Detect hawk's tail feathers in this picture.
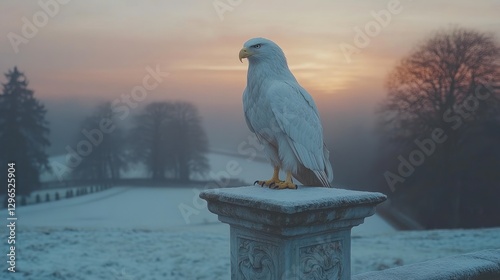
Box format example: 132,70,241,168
314,170,332,188
322,144,334,187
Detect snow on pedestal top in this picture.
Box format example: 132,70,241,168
200,186,387,214
201,186,387,236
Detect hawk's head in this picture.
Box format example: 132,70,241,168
239,37,287,65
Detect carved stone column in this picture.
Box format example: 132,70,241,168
200,186,386,280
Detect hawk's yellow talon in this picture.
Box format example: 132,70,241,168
271,181,297,190
254,168,297,190
254,167,281,187
254,178,281,187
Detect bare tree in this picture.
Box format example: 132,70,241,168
379,27,500,228
72,102,127,181
130,102,174,180
167,102,209,182
130,101,209,182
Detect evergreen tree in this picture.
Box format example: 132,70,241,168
0,67,50,196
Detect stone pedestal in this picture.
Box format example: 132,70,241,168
200,186,386,280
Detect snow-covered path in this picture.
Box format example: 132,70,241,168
11,187,217,229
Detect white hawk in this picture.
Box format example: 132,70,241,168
239,37,333,189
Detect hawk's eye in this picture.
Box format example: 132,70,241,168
252,44,261,49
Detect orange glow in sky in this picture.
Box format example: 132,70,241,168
1,1,499,151
2,1,498,100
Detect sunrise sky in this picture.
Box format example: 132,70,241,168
1,0,499,154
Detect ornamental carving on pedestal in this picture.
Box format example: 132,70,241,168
299,241,343,280
237,237,278,280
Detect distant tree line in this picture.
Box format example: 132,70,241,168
0,66,209,199
71,101,209,183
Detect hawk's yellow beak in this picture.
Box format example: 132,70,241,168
239,47,252,63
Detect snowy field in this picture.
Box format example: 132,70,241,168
2,153,499,279
1,186,499,280
43,152,273,184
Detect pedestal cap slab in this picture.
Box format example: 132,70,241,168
201,186,386,236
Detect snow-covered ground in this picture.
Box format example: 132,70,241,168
5,225,499,280
2,153,498,279
43,151,273,184
1,186,499,280
5,186,393,233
